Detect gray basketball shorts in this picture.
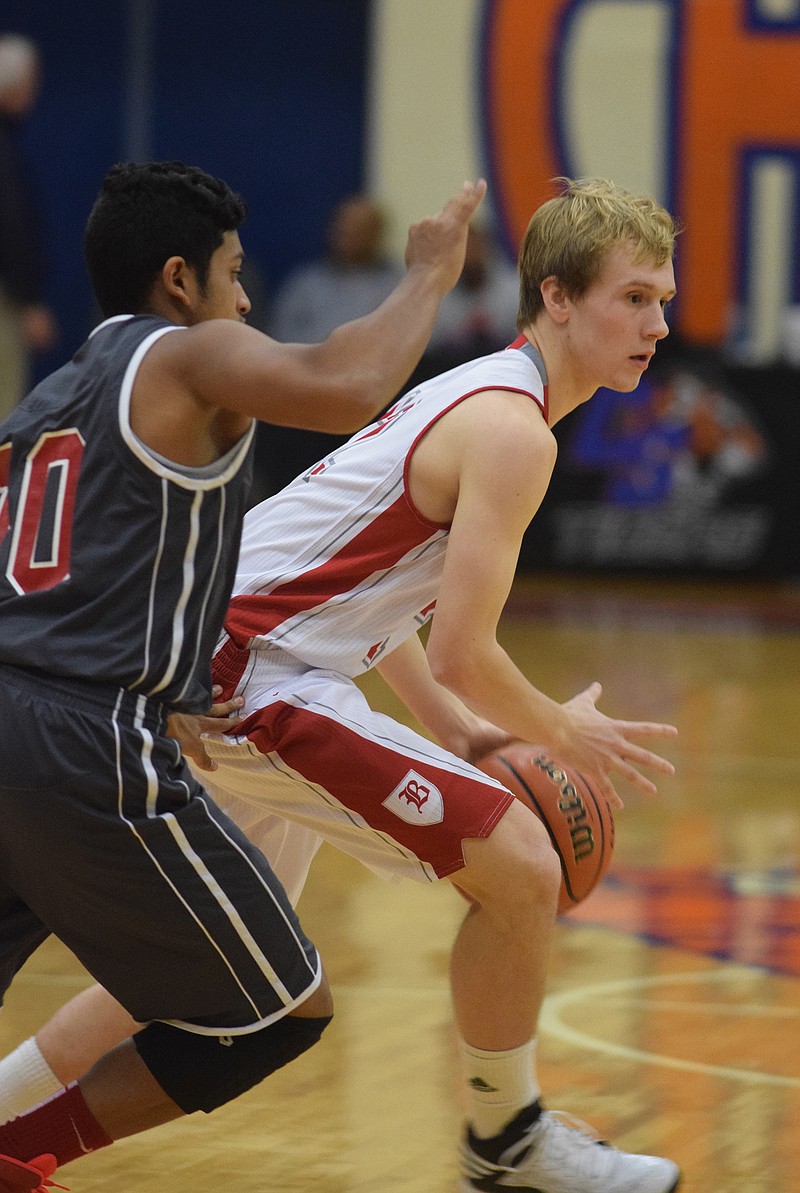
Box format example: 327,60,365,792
0,664,321,1034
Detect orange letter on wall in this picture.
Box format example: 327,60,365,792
482,0,571,254
678,0,800,343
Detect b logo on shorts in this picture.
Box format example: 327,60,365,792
383,769,444,826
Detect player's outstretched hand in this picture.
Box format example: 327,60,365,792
167,687,244,772
559,682,677,809
404,179,488,294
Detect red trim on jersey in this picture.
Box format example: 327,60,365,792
402,381,547,522
224,493,439,646
237,700,515,878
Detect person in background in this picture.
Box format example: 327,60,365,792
253,194,405,499
269,193,403,344
0,33,58,418
422,220,520,368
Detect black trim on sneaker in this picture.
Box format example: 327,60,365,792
467,1099,543,1165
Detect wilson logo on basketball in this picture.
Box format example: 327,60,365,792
533,755,595,861
475,742,614,914
382,769,444,826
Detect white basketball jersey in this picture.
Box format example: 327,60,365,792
222,338,547,677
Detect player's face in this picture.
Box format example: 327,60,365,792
196,231,251,323
567,240,675,394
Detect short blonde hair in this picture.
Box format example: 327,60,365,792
517,177,678,328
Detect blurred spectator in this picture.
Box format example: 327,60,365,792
253,195,403,502
269,193,402,342
415,221,519,379
0,34,58,419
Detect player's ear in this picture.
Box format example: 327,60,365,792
161,256,192,305
540,276,571,324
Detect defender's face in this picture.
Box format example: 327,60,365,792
196,230,251,323
567,241,676,394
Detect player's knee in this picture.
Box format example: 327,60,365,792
459,802,561,910
133,1008,333,1114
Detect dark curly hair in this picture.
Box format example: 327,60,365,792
84,160,247,316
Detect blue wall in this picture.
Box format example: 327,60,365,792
3,0,370,380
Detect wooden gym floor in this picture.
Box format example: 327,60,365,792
1,573,798,1193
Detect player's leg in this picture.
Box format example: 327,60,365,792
0,985,138,1124
0,811,323,1125
38,985,139,1084
448,810,680,1192
216,672,680,1193
0,896,332,1178
0,674,333,1186
73,975,334,1140
205,674,558,1128
0,986,334,1186
447,801,559,1121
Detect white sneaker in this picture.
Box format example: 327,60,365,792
460,1110,680,1193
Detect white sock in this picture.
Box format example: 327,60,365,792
0,1037,63,1123
461,1039,541,1139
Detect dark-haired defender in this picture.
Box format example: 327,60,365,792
0,159,484,1191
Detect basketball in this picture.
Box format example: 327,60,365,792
476,742,615,914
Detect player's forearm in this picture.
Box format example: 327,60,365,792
305,264,452,423
376,636,480,746
428,638,571,755
204,267,451,435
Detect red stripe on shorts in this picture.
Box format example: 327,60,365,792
237,700,514,879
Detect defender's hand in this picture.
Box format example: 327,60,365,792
404,180,488,294
167,687,244,772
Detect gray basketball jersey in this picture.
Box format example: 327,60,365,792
0,315,254,711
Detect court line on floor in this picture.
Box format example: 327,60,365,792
12,965,799,1092
624,998,800,1018
539,968,800,1088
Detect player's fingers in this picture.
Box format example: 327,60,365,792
194,714,242,734
596,772,624,811
615,760,660,799
620,720,678,739
438,178,487,223
207,695,244,719
459,177,487,217
615,740,676,775
184,740,217,772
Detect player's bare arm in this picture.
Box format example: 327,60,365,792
375,634,511,762
196,180,488,428
131,180,487,465
418,393,676,807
